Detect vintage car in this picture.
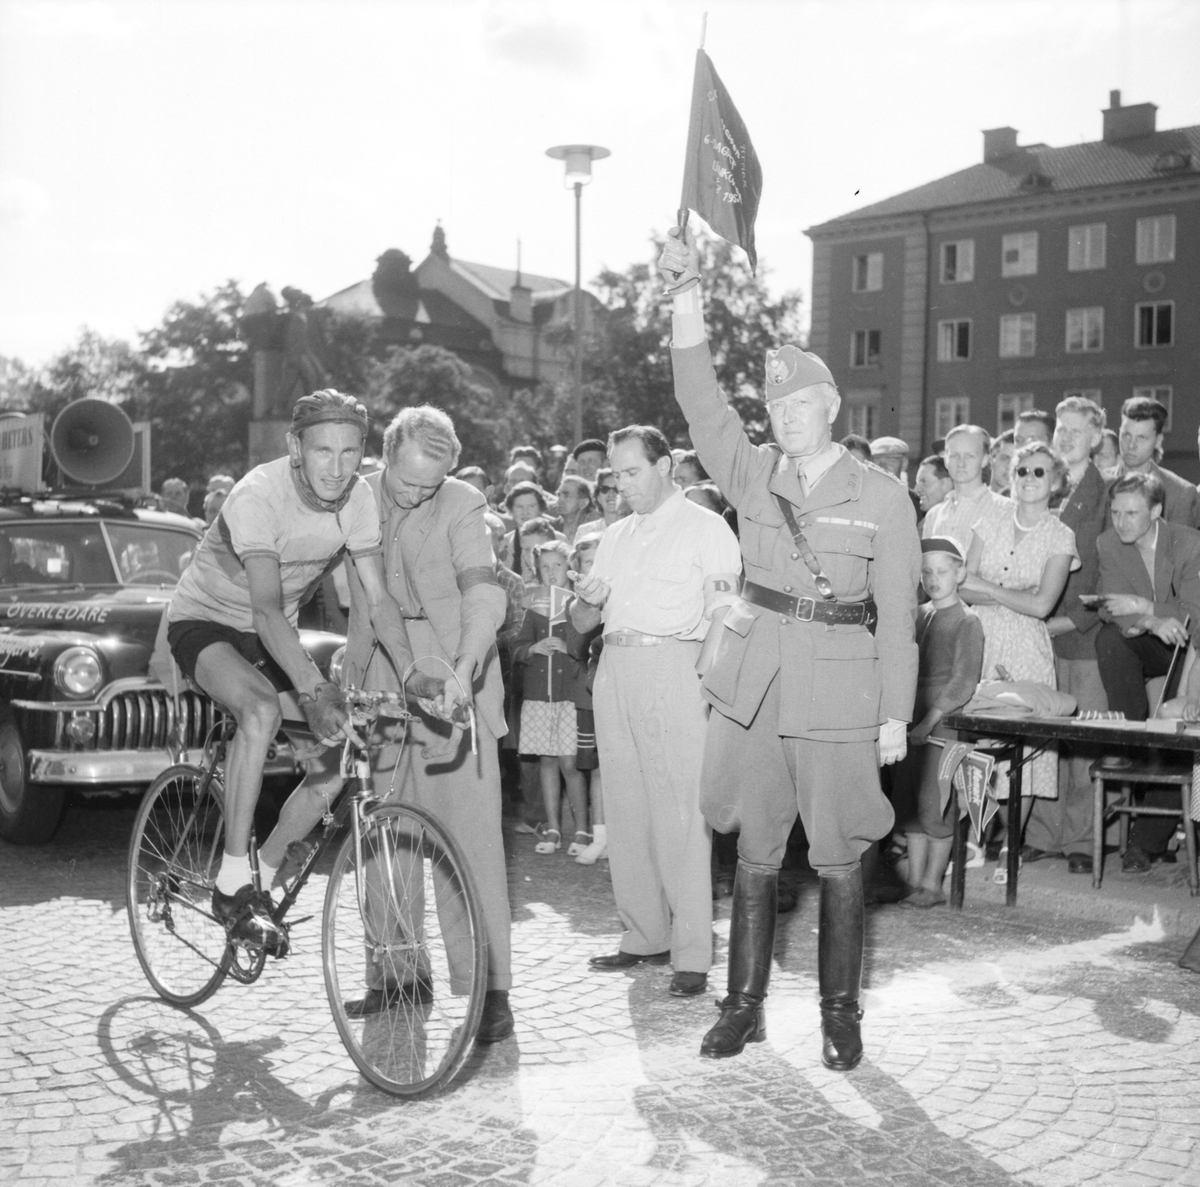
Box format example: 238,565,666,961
0,493,342,844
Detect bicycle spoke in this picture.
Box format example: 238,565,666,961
127,766,232,1006
323,804,487,1097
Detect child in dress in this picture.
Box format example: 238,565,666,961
513,541,593,855
901,537,985,907
569,532,607,863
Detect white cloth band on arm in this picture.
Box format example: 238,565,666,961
671,285,706,349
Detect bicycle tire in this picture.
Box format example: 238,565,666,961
323,801,488,1098
127,763,232,1007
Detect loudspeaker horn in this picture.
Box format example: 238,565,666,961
50,398,136,487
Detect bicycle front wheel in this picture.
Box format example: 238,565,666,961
127,764,231,1007
323,802,487,1098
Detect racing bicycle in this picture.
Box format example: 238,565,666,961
125,687,487,1098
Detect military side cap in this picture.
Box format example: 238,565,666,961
762,345,834,400
869,435,910,458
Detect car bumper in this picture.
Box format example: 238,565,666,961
27,746,301,787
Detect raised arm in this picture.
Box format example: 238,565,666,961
660,227,772,509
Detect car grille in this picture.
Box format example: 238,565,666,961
56,689,225,752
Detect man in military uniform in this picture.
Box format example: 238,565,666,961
658,228,920,1070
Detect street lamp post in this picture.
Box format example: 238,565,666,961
546,144,609,447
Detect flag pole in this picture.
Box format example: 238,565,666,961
674,13,708,238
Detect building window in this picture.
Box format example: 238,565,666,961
843,397,878,440
936,319,972,361
1001,231,1038,277
1135,301,1174,348
1132,385,1173,431
1065,307,1104,353
940,240,975,283
999,313,1036,358
997,393,1034,434
850,329,881,368
1136,214,1176,264
1063,388,1102,403
1068,223,1107,271
852,253,883,292
934,397,970,440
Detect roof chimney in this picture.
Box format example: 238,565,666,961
1103,90,1157,142
983,127,1019,162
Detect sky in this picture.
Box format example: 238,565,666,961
2,0,1199,366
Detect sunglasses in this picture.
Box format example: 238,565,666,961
597,485,618,494
1014,465,1049,479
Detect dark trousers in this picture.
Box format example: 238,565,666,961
1094,624,1175,721
1094,623,1180,855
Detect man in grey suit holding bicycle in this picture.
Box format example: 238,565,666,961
342,405,514,1043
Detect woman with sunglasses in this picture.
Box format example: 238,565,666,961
575,467,628,540
961,440,1080,880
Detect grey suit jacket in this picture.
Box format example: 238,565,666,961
1097,519,1200,642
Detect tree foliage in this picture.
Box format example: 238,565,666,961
583,233,803,446
135,280,253,485
362,344,505,472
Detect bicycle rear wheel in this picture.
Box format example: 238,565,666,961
323,802,487,1098
127,764,232,1007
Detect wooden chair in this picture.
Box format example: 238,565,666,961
1090,758,1198,894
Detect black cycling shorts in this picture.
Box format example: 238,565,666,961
167,618,292,692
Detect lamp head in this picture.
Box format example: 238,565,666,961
546,143,610,188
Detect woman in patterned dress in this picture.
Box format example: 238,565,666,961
962,441,1080,878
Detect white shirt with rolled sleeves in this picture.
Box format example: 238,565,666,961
590,488,742,638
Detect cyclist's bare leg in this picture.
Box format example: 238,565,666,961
192,642,282,861
258,742,343,877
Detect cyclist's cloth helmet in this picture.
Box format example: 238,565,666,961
291,389,369,436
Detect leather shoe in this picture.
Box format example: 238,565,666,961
476,990,514,1043
669,971,708,997
1067,853,1093,875
589,949,670,969
821,1005,864,1071
700,994,765,1058
212,884,283,951
342,975,434,1018
1122,845,1152,874
1020,846,1055,863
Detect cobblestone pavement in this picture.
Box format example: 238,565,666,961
3,798,1200,1187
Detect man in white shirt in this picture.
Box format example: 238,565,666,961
572,425,741,999
922,424,1012,550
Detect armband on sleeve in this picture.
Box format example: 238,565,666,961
456,565,499,593
704,573,741,620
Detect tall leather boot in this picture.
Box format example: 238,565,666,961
818,865,865,1071
700,861,776,1059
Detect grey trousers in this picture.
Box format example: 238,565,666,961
594,640,713,973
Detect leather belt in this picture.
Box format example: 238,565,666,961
603,631,682,647
741,580,877,632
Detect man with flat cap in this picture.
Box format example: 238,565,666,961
657,228,920,1070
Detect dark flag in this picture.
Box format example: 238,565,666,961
679,49,763,272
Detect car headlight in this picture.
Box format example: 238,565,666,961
53,646,104,698
327,644,346,687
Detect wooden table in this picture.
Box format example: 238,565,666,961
943,712,1200,907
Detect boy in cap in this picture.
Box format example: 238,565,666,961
900,537,984,907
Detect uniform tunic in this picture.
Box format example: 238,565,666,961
671,342,921,871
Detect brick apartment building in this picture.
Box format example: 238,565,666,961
806,92,1200,478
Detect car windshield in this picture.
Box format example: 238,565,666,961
0,520,198,588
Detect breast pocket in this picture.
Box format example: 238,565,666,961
649,561,697,618
805,524,875,599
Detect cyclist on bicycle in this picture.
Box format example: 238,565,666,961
167,390,457,948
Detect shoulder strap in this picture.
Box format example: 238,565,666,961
773,493,837,602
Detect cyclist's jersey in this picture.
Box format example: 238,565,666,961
169,456,382,632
